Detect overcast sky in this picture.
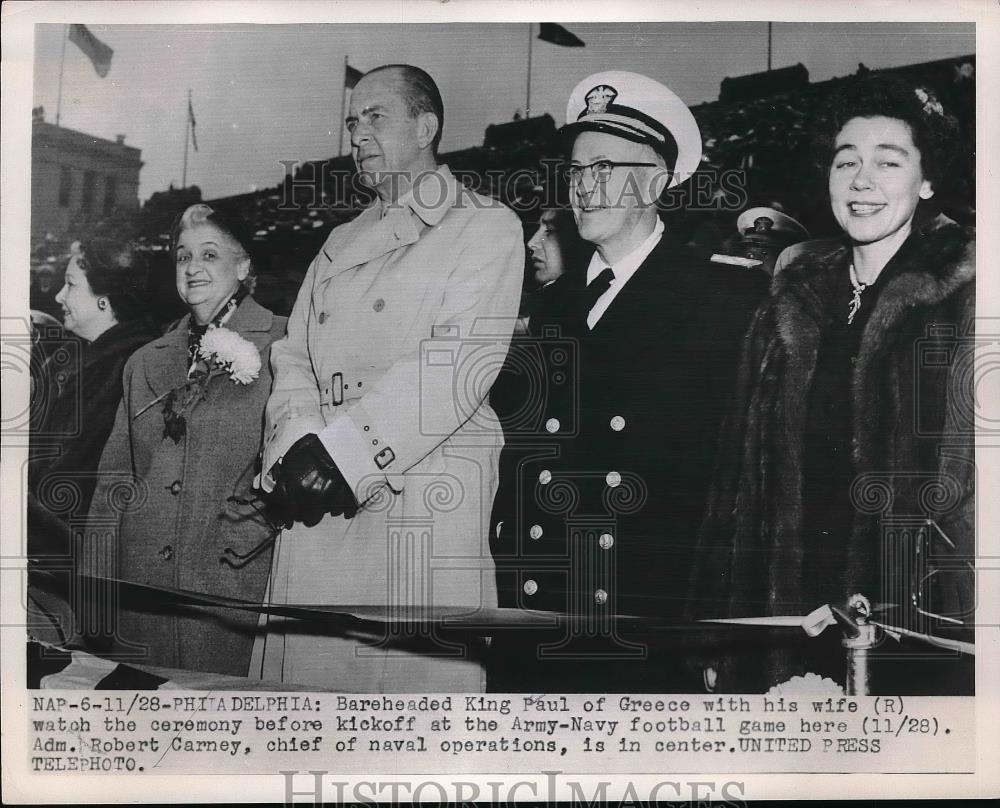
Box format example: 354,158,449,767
32,21,975,201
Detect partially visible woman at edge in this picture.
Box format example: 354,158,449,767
29,240,157,517
84,204,287,675
690,76,974,695
28,239,157,644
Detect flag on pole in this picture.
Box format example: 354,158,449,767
345,62,363,90
188,96,198,152
68,24,113,77
537,23,585,47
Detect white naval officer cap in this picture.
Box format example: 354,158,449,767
562,70,702,189
736,206,809,242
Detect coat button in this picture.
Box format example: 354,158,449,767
158,545,174,561
373,298,386,312
610,415,626,432
606,471,621,488
545,417,560,433
169,480,182,495
594,589,608,605
318,311,327,324
529,524,544,540
523,579,538,596
598,532,614,550
538,469,552,485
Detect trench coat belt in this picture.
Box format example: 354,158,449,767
319,370,377,408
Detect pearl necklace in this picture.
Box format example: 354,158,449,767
848,263,868,325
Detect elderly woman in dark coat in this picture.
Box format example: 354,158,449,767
28,239,158,642
84,204,287,676
690,76,975,694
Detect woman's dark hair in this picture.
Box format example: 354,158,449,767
75,238,151,322
546,206,591,271
811,74,964,199
170,203,257,292
524,172,592,276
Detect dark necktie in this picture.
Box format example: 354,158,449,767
583,267,615,315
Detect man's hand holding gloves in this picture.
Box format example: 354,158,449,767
269,433,359,526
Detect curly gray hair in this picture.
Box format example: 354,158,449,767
171,203,257,294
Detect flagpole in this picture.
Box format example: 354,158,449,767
338,56,348,157
56,25,68,126
767,22,773,71
526,23,533,119
183,90,191,188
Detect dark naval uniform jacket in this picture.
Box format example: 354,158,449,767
489,225,767,691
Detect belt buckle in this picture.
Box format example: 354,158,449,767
331,372,344,406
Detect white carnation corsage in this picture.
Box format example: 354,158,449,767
198,327,261,384
135,327,263,442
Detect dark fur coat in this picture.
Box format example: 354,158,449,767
690,216,975,691
29,318,159,552
28,318,158,647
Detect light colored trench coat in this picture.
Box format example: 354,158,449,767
252,166,524,690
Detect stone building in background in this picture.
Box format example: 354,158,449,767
31,111,142,247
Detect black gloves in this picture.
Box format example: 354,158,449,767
270,433,359,526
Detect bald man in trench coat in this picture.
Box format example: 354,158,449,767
252,65,523,692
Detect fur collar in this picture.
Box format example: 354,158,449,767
83,317,158,367
771,217,975,353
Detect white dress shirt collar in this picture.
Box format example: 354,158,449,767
585,216,665,328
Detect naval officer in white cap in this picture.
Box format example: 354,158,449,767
710,206,810,276
490,71,768,692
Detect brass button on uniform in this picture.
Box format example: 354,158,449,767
158,545,174,561
606,471,621,488
169,480,182,495
594,589,608,605
529,524,544,540
545,417,560,434
610,415,626,432
538,469,552,485
318,311,327,324
598,532,615,550
523,579,538,596
373,298,386,312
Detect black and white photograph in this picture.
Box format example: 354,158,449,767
2,0,997,802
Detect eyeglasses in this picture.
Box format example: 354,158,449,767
564,160,659,184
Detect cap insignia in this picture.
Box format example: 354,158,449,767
584,85,618,115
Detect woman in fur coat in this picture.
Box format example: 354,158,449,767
29,240,157,526
28,239,157,644
690,76,975,694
